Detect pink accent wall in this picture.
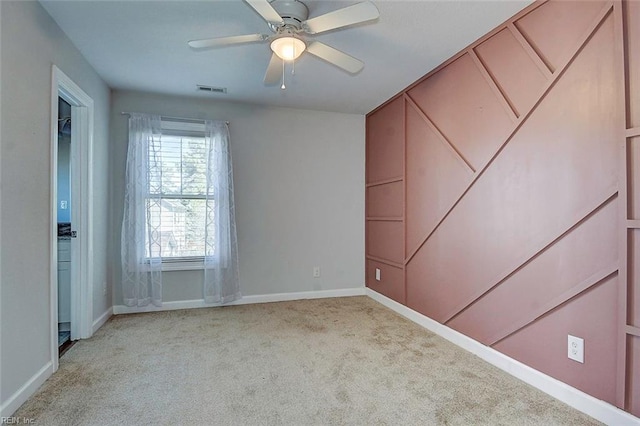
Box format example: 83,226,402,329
366,95,405,303
630,336,640,416
366,96,404,183
628,1,640,128
366,221,403,264
366,259,404,304
493,275,619,403
407,53,512,171
624,0,640,416
405,101,472,254
513,0,606,72
448,198,618,346
630,228,640,328
367,182,403,218
474,29,547,117
366,0,640,416
629,138,640,220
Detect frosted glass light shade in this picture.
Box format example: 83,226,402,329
270,37,306,61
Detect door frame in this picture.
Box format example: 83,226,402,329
50,65,94,372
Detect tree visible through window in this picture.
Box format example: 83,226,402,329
146,121,211,261
122,113,240,306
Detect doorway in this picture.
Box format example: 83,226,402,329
57,97,73,354
50,66,95,372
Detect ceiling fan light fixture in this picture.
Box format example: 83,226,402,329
270,36,306,61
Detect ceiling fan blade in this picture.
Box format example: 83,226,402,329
306,41,364,74
302,1,379,35
244,0,284,26
188,34,268,50
264,53,282,85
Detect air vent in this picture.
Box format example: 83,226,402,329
197,85,227,94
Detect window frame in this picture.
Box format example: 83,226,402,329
144,119,210,271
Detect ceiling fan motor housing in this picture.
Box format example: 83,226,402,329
270,0,309,30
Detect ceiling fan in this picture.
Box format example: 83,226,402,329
188,0,380,87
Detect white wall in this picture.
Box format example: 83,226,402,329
111,91,365,305
0,0,110,413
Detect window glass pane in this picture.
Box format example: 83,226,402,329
181,139,207,195
145,198,208,258
144,120,213,260
160,136,183,194
151,135,207,196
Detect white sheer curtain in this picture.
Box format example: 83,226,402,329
122,114,240,307
203,121,241,304
121,113,163,307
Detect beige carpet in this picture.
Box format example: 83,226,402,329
15,296,600,425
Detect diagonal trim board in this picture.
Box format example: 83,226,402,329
488,266,618,346
506,22,553,79
366,288,640,426
440,188,618,324
468,48,519,121
404,94,475,174
366,0,633,417
403,2,614,267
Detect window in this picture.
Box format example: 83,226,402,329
146,120,210,269
122,113,240,306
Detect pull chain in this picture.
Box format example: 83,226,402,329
281,39,298,90
281,59,286,90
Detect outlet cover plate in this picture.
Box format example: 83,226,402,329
567,335,584,363
375,268,381,281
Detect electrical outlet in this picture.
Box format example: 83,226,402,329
375,268,381,281
313,266,320,278
567,335,584,363
103,281,107,296
60,200,68,209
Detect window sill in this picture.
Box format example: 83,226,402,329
161,261,204,272
139,259,205,272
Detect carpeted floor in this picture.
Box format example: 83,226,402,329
15,296,600,425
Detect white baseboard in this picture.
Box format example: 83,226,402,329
113,287,366,315
239,287,366,304
92,307,113,334
365,288,640,426
0,362,52,418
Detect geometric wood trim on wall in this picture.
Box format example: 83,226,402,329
366,0,640,416
365,96,405,303
513,0,608,73
366,96,404,184
493,273,619,403
447,196,619,347
630,335,640,416
407,53,513,172
474,28,548,118
623,0,640,415
627,0,640,129
404,98,473,255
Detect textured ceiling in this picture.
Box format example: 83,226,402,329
40,0,532,114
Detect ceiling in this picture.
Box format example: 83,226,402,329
40,0,532,115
